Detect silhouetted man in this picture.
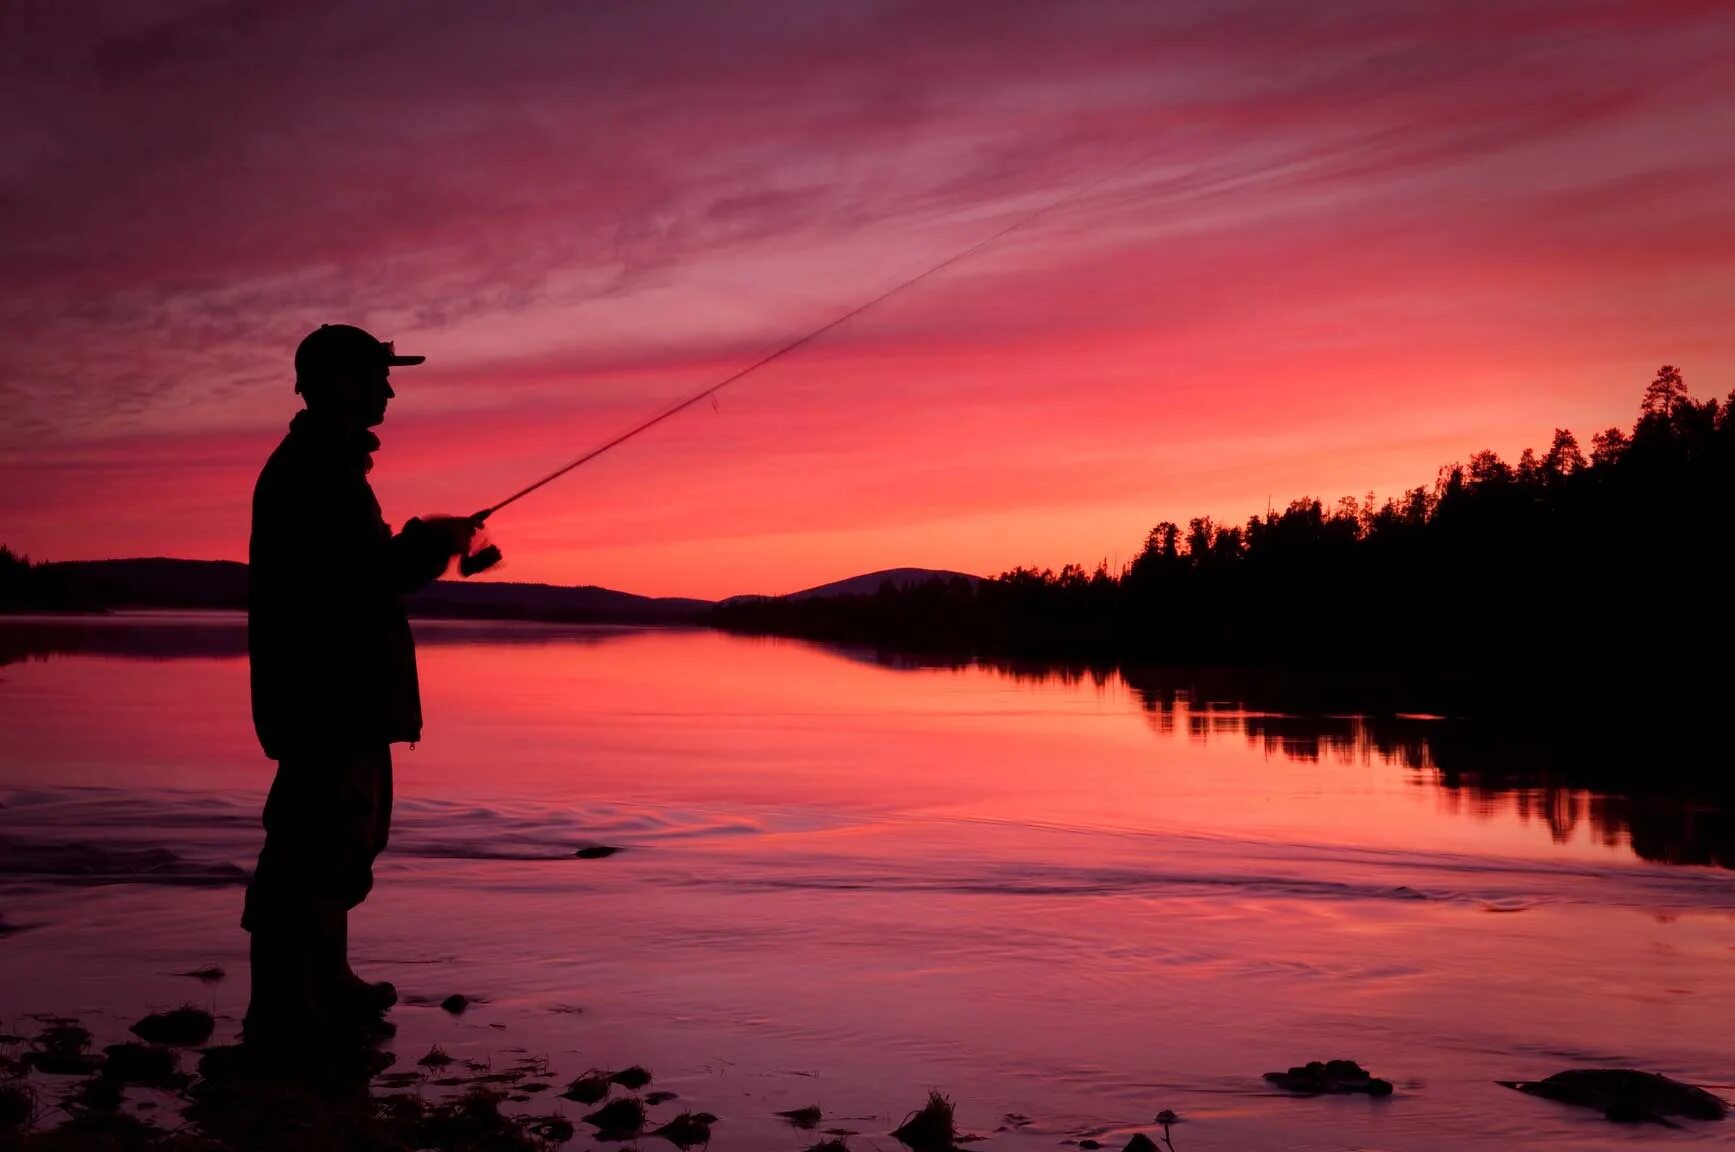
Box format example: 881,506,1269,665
242,324,474,1053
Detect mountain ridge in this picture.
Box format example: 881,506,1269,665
727,566,982,604
36,558,708,624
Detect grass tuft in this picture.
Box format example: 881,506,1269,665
561,1070,611,1104
651,1110,714,1148
892,1090,957,1151
778,1104,823,1129
584,1095,647,1138
610,1065,652,1089
129,1006,214,1047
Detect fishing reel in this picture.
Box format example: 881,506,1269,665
460,512,503,577
418,513,503,577
460,535,503,577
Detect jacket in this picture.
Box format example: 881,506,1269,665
248,410,449,759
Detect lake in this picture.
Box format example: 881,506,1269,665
0,613,1730,1150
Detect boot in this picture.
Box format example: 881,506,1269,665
243,926,340,1058
239,931,392,1087
319,908,397,1019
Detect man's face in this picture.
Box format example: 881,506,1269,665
321,366,395,428
360,367,394,428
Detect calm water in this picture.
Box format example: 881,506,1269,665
0,613,1730,1150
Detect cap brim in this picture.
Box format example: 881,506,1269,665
386,354,426,366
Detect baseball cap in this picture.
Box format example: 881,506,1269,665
294,323,426,392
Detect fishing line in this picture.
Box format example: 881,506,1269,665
474,151,1153,524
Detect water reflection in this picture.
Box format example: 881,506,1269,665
3,615,1730,871
0,613,252,664
1432,785,1734,870
1121,665,1735,871
0,613,651,666
862,653,1735,871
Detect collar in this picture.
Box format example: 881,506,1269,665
289,409,381,470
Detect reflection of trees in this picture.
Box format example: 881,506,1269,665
1115,664,1734,872
1430,774,1735,871
1124,667,1439,770
0,617,251,665
837,654,1734,870
797,644,1732,869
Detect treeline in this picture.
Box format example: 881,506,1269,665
0,546,82,611
0,552,251,613
713,366,1734,715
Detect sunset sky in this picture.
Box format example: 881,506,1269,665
3,1,1733,598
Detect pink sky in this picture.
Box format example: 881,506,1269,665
3,1,1733,597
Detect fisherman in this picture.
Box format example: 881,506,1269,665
242,324,479,1053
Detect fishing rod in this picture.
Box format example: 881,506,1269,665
457,155,1148,575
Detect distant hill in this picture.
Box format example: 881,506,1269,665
724,567,982,604
48,558,248,609
410,579,708,624
15,556,979,623
38,558,710,624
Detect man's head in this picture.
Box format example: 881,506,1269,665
293,324,425,429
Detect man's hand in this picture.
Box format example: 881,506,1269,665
417,515,478,558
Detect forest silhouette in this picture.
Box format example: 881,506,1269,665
715,366,1733,730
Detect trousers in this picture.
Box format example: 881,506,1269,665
242,746,393,934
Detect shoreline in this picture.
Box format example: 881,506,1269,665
4,998,1727,1150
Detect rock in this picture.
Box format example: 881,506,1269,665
1499,1069,1728,1125
1123,1135,1160,1152
129,1007,215,1047
33,1021,92,1054
0,1083,33,1129
100,1043,181,1086
25,1021,101,1075
584,1095,647,1137
23,1049,103,1076
69,1076,125,1113
652,1110,715,1148
440,994,469,1015
778,1105,823,1129
611,1065,653,1089
1264,1059,1393,1097
402,1087,542,1149
561,1072,611,1104
574,845,622,859
527,1114,576,1142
